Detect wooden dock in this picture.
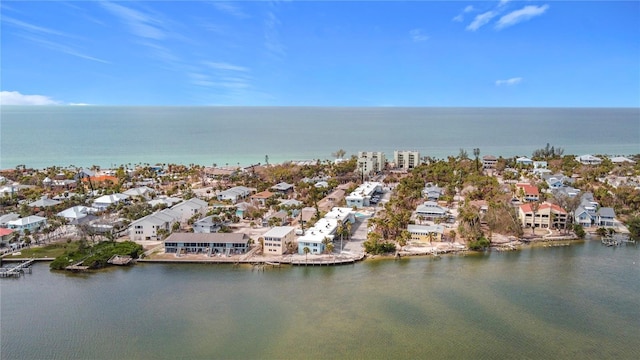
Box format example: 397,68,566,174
0,259,35,278
107,255,133,266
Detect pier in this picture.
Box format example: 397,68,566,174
0,259,35,278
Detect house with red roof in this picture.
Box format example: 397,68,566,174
515,183,540,202
518,202,568,230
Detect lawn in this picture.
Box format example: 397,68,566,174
6,242,79,259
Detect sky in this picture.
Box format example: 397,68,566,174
1,0,638,107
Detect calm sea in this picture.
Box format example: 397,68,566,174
1,240,639,359
1,106,638,169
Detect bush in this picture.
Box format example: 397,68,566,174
468,237,490,251
573,224,586,239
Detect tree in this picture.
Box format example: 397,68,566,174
303,246,310,264
530,202,540,234
627,216,640,239
473,148,480,173
332,149,346,159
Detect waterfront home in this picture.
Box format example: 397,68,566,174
164,232,250,256
128,208,181,241
609,156,636,164
250,190,275,207
574,206,594,227
394,150,421,170
415,201,449,220
6,215,48,234
92,193,129,211
518,202,568,229
482,155,497,170
217,186,252,203
296,208,352,254
576,154,602,165
270,182,294,195
346,182,382,208
262,226,296,255
596,207,617,227
515,183,540,202
171,197,208,223
299,207,317,226
325,207,356,225
407,224,444,243
192,215,224,233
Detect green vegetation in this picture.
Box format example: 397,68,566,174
467,237,490,251
50,240,143,270
573,224,586,239
8,242,79,259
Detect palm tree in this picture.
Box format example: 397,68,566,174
303,246,310,264
530,202,540,234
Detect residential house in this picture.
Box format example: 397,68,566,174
28,196,61,209
193,215,225,233
234,202,253,219
164,232,250,256
345,182,382,208
217,186,252,203
262,226,296,255
415,201,449,220
515,183,540,202
407,224,444,243
610,156,636,164
516,157,534,166
576,154,602,165
262,211,289,227
0,228,14,242
299,207,317,227
123,186,156,200
251,190,275,207
574,206,594,227
6,216,48,234
128,208,181,241
296,207,355,255
147,196,182,208
0,213,20,227
171,197,208,223
482,155,497,170
270,182,294,195
518,202,568,229
92,193,129,211
422,183,444,201
394,150,421,170
596,207,617,227
57,206,98,225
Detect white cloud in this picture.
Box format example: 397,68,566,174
100,1,165,40
498,0,511,7
464,5,475,13
409,28,429,42
213,2,249,19
466,10,498,31
496,5,549,30
264,5,285,59
453,5,475,22
495,77,523,86
204,62,249,72
0,91,61,105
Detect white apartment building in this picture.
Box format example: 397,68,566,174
357,151,386,176
262,226,296,255
394,150,421,170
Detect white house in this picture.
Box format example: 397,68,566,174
57,206,98,224
123,186,156,199
516,157,534,166
6,216,47,234
128,208,181,241
217,186,252,203
92,193,129,210
171,197,208,223
345,182,382,208
193,215,225,233
576,154,602,165
415,201,449,220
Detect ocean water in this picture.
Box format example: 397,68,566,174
1,106,638,169
1,241,639,359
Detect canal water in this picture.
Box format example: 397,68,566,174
1,240,639,359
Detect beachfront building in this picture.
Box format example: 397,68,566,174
482,155,497,170
394,150,421,170
407,224,444,243
262,226,296,255
357,151,386,176
297,207,356,255
6,216,47,234
171,197,208,223
164,232,249,256
92,193,129,211
217,186,253,203
596,207,617,227
128,208,181,241
415,201,449,220
345,182,382,208
516,157,534,166
518,202,568,229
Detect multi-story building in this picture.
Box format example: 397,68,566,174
518,202,568,229
262,226,296,255
345,182,382,208
394,150,421,170
357,151,386,176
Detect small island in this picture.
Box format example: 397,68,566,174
1,144,639,273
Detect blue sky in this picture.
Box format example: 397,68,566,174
1,1,638,106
